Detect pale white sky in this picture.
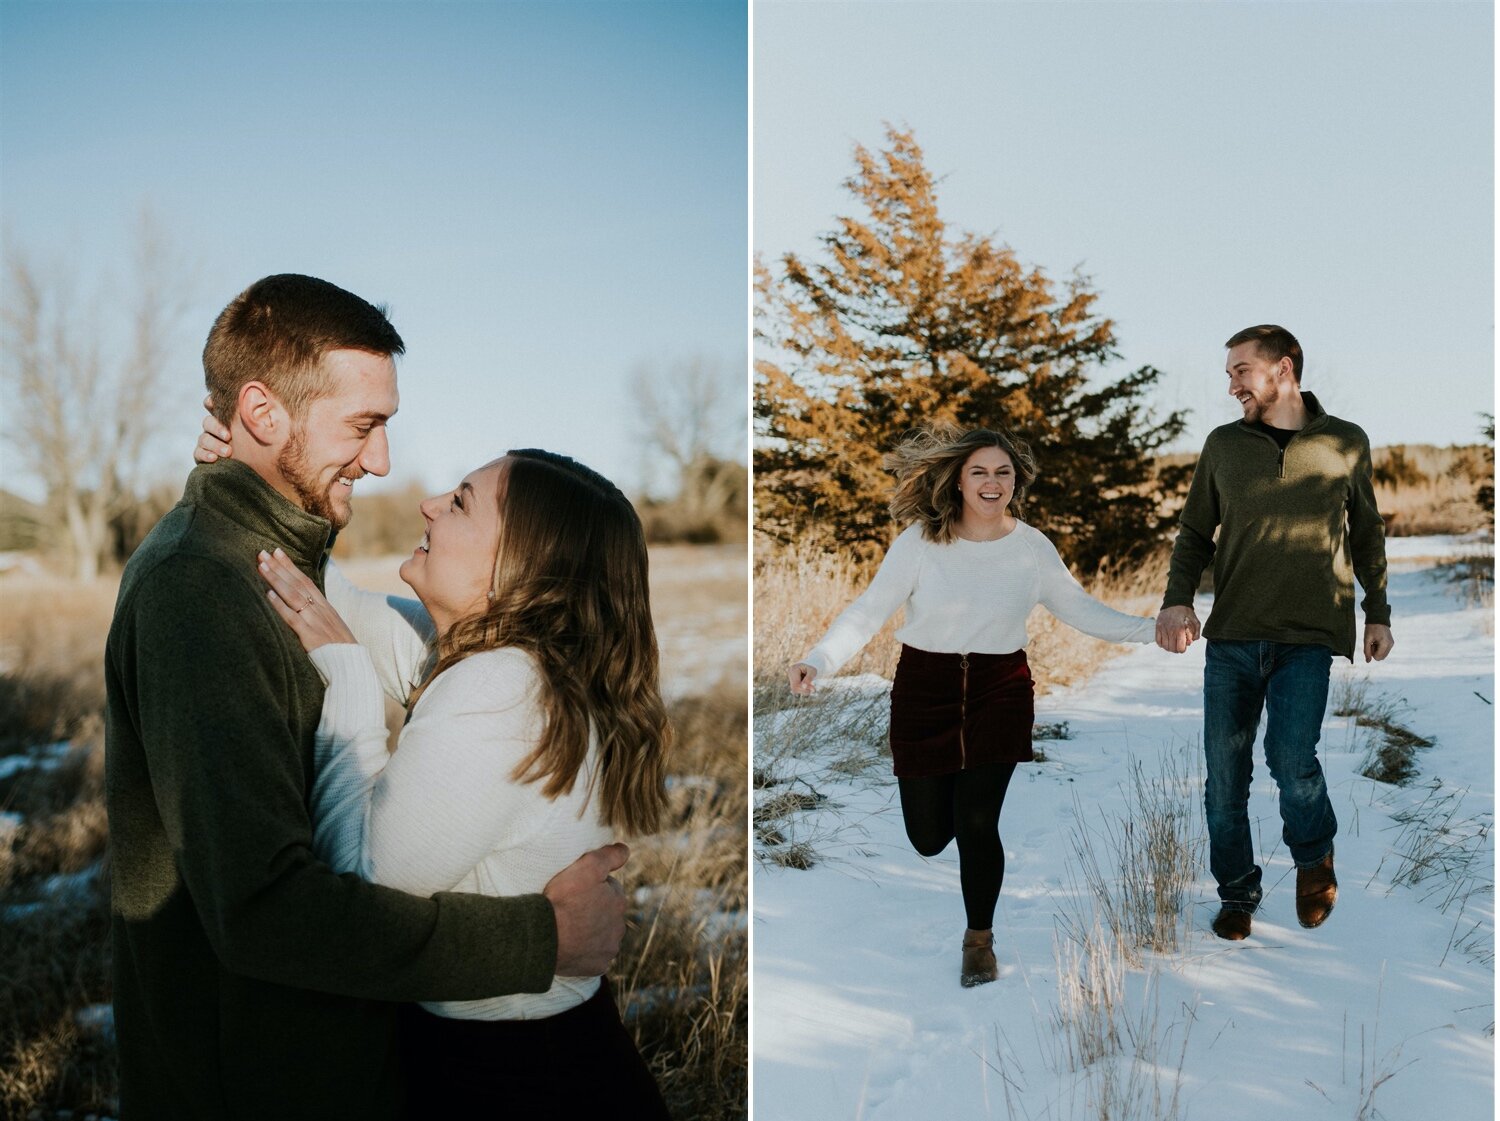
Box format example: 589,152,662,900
2,1,747,504
755,0,1494,452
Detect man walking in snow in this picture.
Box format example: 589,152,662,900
1155,324,1394,941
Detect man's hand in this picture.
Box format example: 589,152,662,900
788,662,817,695
1363,624,1395,663
544,842,629,977
1155,606,1201,653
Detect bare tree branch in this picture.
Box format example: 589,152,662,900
1,211,193,579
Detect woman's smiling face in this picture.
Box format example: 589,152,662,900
956,445,1016,526
398,458,507,634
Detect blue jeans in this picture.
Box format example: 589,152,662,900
1203,640,1338,913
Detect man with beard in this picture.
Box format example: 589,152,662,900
1154,324,1393,942
105,274,629,1120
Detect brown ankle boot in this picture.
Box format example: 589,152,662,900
960,929,997,987
1296,853,1337,928
1211,907,1252,940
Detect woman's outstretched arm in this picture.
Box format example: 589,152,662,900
1031,531,1155,644
798,526,924,679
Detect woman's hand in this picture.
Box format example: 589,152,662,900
788,662,817,695
257,548,357,652
195,395,232,462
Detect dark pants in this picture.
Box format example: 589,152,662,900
1204,639,1338,913
898,761,1019,930
398,979,669,1119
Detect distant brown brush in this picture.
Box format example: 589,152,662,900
1160,444,1490,537
0,578,116,754
752,537,901,690
754,536,1167,697
1354,444,1487,536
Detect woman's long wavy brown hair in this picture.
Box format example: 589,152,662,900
884,424,1039,544
415,449,670,836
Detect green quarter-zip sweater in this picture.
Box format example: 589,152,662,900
1161,392,1391,661
105,459,556,1120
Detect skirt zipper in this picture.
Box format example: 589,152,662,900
959,654,970,770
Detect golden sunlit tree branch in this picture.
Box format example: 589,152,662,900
755,126,1189,569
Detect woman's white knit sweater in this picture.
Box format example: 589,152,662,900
306,563,609,1020
800,522,1156,677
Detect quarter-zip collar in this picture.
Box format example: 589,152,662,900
1238,391,1330,479
183,458,334,576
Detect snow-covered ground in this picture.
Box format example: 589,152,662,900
753,551,1493,1120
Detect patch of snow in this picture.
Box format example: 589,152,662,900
0,741,73,782
753,542,1493,1120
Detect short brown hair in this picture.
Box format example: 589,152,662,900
203,274,405,424
885,424,1039,544
1225,324,1303,382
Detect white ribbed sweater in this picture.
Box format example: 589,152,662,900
307,563,608,1020
800,522,1155,677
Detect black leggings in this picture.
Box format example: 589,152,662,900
898,761,1018,931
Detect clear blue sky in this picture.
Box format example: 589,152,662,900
755,0,1493,453
2,0,747,503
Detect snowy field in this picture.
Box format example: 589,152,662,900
753,548,1493,1120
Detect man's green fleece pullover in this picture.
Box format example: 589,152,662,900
1161,392,1391,661
105,460,557,1120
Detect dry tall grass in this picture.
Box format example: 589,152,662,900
0,580,116,1120
617,681,748,1119
0,553,747,1121
1064,746,1204,965
1370,444,1491,536
754,535,1168,699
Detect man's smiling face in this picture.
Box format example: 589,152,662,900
276,348,399,529
1225,340,1290,424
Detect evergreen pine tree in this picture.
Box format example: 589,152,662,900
755,126,1188,569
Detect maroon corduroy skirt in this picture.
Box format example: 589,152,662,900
888,644,1035,778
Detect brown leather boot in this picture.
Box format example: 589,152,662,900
960,929,997,987
1211,908,1252,940
1296,853,1337,928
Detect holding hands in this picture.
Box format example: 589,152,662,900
1154,605,1201,654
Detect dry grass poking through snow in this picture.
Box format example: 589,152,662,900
1063,744,1206,965
1331,676,1437,786
0,548,747,1121
755,538,1210,1120
0,578,117,1120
